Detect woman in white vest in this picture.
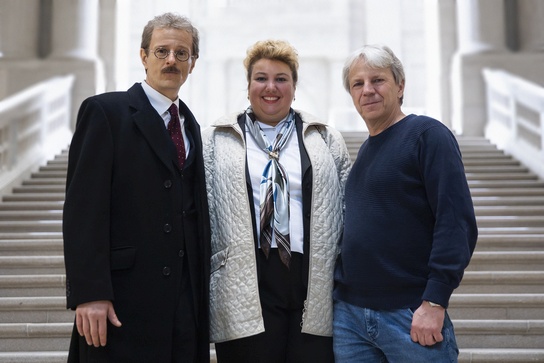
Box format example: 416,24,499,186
202,39,351,362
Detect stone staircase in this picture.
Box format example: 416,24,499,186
0,134,543,362
0,151,71,362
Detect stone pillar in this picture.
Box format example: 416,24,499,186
424,0,456,127
451,0,508,136
49,0,98,59
518,0,544,52
98,0,118,92
0,1,41,98
44,0,105,130
0,1,40,59
457,0,507,53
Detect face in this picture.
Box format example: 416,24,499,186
248,58,296,126
140,28,196,101
347,59,404,134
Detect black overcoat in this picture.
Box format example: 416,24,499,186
63,83,211,362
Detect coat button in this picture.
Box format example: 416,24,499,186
163,224,172,233
178,250,185,258
163,267,171,276
164,180,172,188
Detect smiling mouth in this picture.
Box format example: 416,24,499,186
263,96,279,101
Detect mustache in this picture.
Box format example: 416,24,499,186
162,66,180,74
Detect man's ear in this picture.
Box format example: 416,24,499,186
188,57,197,74
398,79,405,99
140,48,148,70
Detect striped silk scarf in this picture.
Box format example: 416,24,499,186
245,107,296,268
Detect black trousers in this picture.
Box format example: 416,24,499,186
215,250,334,363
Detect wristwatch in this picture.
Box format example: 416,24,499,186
427,301,442,308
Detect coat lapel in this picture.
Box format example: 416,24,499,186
128,84,177,173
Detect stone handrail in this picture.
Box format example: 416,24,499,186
483,68,544,180
0,75,75,193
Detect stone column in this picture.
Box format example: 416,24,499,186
49,0,98,59
0,1,41,98
456,0,507,53
518,0,544,52
451,0,508,136
424,0,456,128
44,0,105,130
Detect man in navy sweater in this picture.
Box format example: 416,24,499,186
333,44,477,362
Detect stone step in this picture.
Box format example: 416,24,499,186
478,227,544,235
11,186,65,194
463,159,521,166
0,238,63,256
0,352,68,363
457,271,544,293
0,201,64,211
0,297,72,323
29,172,67,179
466,172,539,181
0,256,64,274
454,319,544,349
0,210,62,221
467,251,544,271
476,215,544,227
2,194,65,202
0,275,66,297
0,232,62,240
472,196,544,206
475,234,544,251
0,322,71,351
458,349,544,363
449,294,544,320
469,180,544,188
22,179,66,186
0,221,62,233
465,165,529,173
475,205,544,216
0,240,63,255
462,152,510,159
470,188,544,197
38,165,67,172
0,350,217,363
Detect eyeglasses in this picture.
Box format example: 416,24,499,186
150,47,192,62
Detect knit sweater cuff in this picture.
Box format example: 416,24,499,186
422,280,454,308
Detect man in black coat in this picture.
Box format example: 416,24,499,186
63,13,210,362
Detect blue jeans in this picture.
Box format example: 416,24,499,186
333,300,458,363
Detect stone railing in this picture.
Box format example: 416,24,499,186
0,75,75,193
483,68,544,180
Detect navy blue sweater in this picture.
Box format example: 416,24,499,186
334,115,477,309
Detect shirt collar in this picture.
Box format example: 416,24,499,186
141,80,180,116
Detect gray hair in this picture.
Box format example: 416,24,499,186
342,44,405,103
141,13,200,58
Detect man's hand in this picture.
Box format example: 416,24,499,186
410,301,445,346
75,300,122,347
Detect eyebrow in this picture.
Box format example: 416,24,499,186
154,45,190,51
254,71,290,77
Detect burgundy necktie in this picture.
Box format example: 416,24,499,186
167,103,186,169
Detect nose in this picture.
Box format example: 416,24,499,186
362,82,375,95
165,51,177,63
265,80,276,91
